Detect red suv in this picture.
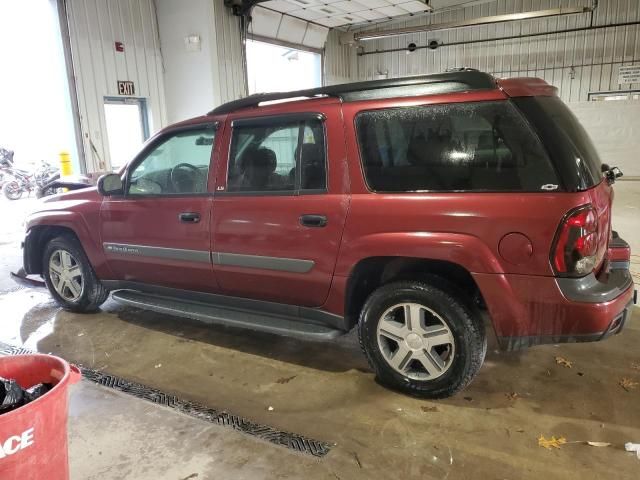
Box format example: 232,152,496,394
22,70,635,398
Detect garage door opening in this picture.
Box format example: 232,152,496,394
0,0,79,173
104,98,149,171
246,39,322,95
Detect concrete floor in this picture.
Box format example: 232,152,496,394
0,185,639,479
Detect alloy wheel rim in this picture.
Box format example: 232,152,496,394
49,249,84,302
6,182,21,198
376,302,455,381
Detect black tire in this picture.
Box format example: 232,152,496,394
358,280,486,399
3,181,22,200
42,234,109,312
36,186,58,199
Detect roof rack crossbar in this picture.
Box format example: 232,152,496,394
207,70,496,115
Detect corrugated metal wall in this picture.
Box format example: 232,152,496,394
324,29,358,85
327,0,640,102
66,0,167,172
211,0,247,105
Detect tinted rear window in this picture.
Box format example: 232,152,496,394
355,101,560,193
513,97,602,191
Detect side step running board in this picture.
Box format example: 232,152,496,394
111,290,344,341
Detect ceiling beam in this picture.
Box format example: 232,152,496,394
353,6,595,42
224,0,269,18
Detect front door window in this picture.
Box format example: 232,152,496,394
128,127,216,195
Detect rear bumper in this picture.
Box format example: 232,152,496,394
497,298,634,350
473,265,636,351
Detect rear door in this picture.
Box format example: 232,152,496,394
100,123,220,293
211,104,349,307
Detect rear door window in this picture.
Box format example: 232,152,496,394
355,101,560,192
227,116,327,193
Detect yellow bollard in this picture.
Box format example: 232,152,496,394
59,151,72,177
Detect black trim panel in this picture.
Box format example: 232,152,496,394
556,269,633,303
610,261,631,270
103,243,211,263
102,243,315,274
213,252,314,273
111,290,343,341
215,188,328,197
341,82,472,102
231,113,325,128
209,71,497,115
101,281,348,331
498,299,633,351
22,229,38,274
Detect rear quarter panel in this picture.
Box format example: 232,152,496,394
337,92,595,277
335,191,594,277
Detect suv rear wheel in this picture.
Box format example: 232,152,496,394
358,280,486,398
42,235,109,312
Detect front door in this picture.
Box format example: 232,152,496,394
100,123,219,293
211,105,349,307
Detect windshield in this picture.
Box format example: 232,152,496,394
513,96,603,191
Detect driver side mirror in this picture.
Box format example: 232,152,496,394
97,173,124,196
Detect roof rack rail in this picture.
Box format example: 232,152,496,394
208,70,496,115
444,67,481,73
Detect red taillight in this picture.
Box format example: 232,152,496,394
552,205,601,276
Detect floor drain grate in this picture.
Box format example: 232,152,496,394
0,342,331,457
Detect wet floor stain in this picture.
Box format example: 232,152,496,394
1,287,639,480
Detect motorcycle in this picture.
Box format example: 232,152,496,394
0,148,90,200
1,151,59,200
34,160,59,188
0,147,14,189
2,168,38,200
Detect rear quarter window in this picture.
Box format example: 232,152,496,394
355,101,560,193
513,96,603,191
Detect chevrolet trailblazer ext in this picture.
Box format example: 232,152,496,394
22,71,635,398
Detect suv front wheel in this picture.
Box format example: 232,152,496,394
42,235,109,312
358,280,486,398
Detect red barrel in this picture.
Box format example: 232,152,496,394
0,355,81,480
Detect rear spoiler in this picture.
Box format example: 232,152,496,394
497,77,558,97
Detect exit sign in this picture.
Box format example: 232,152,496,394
117,80,135,96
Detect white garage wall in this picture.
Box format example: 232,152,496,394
326,0,640,103
155,0,246,123
66,0,167,172
571,100,640,177
155,0,216,123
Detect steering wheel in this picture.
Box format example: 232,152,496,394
170,163,205,193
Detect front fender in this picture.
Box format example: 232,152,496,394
24,210,111,278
